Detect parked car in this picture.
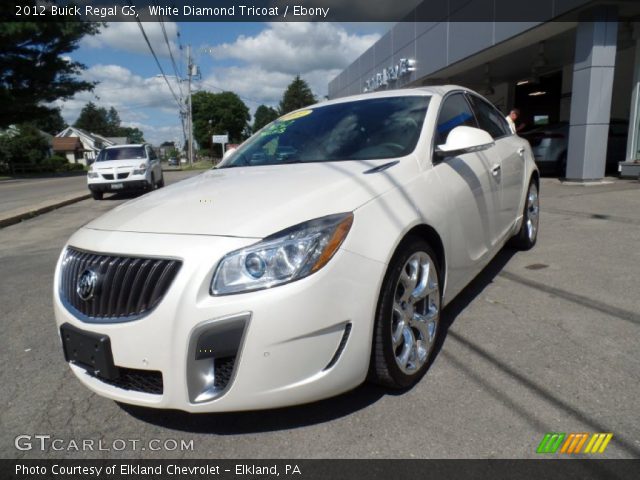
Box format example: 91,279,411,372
54,86,538,412
87,144,164,200
521,120,628,175
168,157,179,166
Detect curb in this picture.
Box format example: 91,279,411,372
0,193,92,229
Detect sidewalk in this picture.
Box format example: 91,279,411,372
0,175,90,228
0,192,91,228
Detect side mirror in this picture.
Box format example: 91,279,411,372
435,126,494,158
223,147,237,159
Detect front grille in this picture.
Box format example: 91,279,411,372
92,367,163,395
60,247,181,322
101,173,114,180
117,172,129,179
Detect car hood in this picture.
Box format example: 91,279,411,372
92,160,145,169
85,160,413,237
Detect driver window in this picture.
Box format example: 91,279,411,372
435,93,477,146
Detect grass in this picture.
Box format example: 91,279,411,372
178,160,216,170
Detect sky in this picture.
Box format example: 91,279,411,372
55,22,390,146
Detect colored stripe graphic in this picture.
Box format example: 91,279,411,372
584,433,613,454
537,433,613,454
560,433,589,454
537,433,565,453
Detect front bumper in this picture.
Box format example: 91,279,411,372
88,180,149,192
53,228,385,412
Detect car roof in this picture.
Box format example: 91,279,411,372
104,144,147,149
299,85,469,112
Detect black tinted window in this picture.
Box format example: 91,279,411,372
467,95,510,139
435,93,477,145
219,96,430,167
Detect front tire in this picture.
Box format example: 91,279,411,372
91,191,103,200
510,179,539,250
369,238,442,389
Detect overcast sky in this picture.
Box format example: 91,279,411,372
55,22,388,146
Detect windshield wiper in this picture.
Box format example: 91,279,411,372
363,160,400,174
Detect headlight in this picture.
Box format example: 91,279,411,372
211,212,353,295
132,163,147,175
87,171,99,178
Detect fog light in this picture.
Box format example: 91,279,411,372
187,314,249,403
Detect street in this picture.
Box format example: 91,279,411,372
1,176,639,459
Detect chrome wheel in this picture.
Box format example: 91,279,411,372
391,251,440,375
526,183,539,242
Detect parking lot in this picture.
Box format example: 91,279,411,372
1,175,639,459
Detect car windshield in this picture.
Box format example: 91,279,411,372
218,96,430,168
98,147,146,161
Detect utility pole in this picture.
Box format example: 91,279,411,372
187,44,194,168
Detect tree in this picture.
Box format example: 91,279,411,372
0,16,101,128
73,103,144,141
106,107,121,136
252,105,279,132
74,102,111,134
278,75,316,115
30,107,67,135
0,124,51,171
119,126,145,143
191,91,250,152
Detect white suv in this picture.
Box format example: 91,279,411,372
87,144,164,200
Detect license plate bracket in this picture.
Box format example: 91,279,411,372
60,323,119,380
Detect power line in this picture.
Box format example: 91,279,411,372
159,19,182,95
196,80,264,106
135,19,183,111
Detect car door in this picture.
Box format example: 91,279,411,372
432,92,501,287
466,93,525,241
146,146,160,180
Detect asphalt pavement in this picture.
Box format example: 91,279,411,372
1,176,639,459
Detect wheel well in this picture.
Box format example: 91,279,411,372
402,225,446,286
531,169,540,189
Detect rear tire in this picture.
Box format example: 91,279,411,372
157,174,165,188
369,237,442,389
91,191,103,200
510,179,539,250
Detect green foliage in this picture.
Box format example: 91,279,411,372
0,124,51,167
191,91,250,151
278,76,316,115
74,102,145,141
42,154,84,172
119,126,145,144
0,14,101,128
252,105,279,132
30,108,67,135
74,102,111,134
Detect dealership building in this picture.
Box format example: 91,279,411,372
328,0,640,181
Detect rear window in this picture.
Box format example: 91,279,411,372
99,147,146,161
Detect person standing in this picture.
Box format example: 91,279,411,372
506,108,520,134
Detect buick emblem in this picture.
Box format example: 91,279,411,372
76,269,99,301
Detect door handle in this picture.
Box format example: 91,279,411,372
517,147,525,157
491,164,501,176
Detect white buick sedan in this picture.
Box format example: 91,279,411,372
54,86,539,412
